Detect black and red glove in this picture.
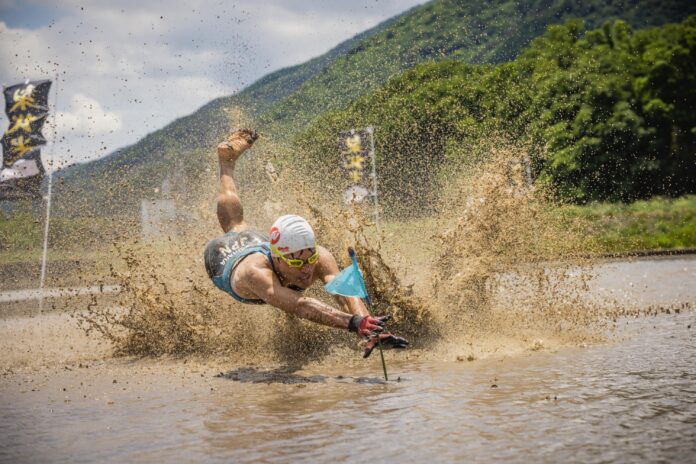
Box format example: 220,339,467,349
363,333,409,358
348,315,390,338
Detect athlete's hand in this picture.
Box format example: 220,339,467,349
218,129,259,159
363,333,409,359
348,314,390,338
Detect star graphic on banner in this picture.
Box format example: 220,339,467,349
349,170,363,183
9,85,39,113
8,135,34,158
7,114,39,134
345,154,366,171
346,134,362,153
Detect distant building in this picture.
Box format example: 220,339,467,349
141,197,178,239
140,170,197,240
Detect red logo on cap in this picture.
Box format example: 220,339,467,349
270,227,280,244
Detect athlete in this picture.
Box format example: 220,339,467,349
204,129,408,358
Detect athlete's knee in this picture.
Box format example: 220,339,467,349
217,191,241,209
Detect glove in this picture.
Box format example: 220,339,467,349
348,315,390,338
363,333,409,358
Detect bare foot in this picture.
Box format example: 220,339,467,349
217,129,259,161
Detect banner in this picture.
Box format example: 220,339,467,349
0,147,45,200
1,79,51,200
338,129,373,204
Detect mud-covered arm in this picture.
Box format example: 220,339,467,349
243,265,353,330
316,246,370,318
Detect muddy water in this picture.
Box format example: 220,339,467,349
1,255,695,463
1,312,694,463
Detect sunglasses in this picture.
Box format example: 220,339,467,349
270,244,319,268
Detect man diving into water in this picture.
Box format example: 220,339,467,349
204,129,408,357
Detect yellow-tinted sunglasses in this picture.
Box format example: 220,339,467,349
270,244,319,268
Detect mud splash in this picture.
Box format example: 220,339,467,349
430,142,607,353
80,136,608,363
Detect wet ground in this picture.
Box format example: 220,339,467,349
1,255,695,463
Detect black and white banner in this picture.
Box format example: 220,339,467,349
1,79,51,201
338,128,374,204
0,148,45,200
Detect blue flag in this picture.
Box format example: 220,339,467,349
324,247,369,301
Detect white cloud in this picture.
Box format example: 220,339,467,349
0,0,424,170
37,93,122,168
54,93,122,135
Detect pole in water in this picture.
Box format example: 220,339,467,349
379,341,389,381
349,247,388,381
369,301,389,381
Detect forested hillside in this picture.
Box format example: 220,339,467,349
259,0,696,134
298,16,696,211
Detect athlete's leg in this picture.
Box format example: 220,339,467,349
216,129,258,233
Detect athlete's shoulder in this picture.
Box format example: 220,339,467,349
316,245,334,258
316,245,338,265
238,250,270,269
315,245,340,278
236,252,273,280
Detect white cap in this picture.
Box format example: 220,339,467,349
269,214,315,254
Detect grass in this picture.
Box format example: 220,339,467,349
0,213,135,265
375,195,696,261
564,195,696,253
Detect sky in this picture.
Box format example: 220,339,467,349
0,0,424,171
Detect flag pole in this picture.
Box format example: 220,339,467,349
350,247,388,381
324,247,390,381
38,75,58,313
372,301,389,381
366,126,380,236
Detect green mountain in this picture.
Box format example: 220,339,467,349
298,16,696,211
54,0,696,215
259,0,696,134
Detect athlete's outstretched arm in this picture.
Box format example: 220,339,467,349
244,266,353,329
315,247,370,317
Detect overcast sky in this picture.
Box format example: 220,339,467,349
0,0,423,170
